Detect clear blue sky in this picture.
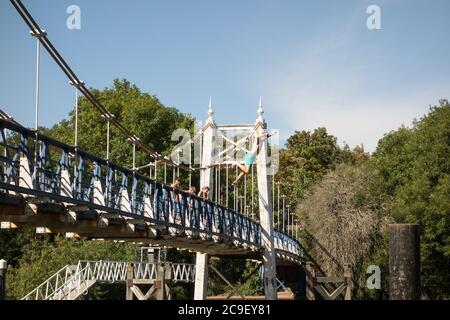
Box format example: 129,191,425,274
1,0,449,152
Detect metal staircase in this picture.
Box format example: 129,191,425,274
22,260,195,300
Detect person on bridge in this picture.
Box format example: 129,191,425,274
188,186,197,195
198,186,209,199
186,186,197,231
170,177,188,205
170,178,197,201
187,186,198,209
170,177,193,226
170,177,182,189
232,132,270,186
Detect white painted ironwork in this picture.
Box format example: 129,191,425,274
22,260,195,300
172,263,196,283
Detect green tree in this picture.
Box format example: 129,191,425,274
207,259,262,297
275,127,365,210
0,230,42,268
373,99,450,299
49,78,195,170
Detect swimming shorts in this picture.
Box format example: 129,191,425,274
244,152,255,166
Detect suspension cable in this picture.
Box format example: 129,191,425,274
243,171,247,217
10,0,190,171
233,166,238,211
188,141,192,189
225,163,229,207
164,163,167,184
251,164,254,218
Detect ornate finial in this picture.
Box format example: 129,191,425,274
257,96,264,120
207,96,214,121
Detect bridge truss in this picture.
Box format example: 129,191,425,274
22,260,196,300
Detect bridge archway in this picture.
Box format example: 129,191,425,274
188,99,278,299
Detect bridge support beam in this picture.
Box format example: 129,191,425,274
305,262,316,300
194,252,209,300
194,106,215,300
0,259,6,300
255,106,277,300
126,263,134,300
199,107,215,192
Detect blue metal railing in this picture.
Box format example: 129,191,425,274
0,118,302,257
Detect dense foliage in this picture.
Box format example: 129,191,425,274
275,127,367,210
373,100,449,299
297,163,387,279
49,79,195,168
291,100,449,299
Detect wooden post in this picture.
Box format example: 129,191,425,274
305,262,316,300
125,262,134,300
164,263,172,300
155,264,164,300
155,263,171,300
343,264,352,300
389,224,421,300
0,259,6,300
